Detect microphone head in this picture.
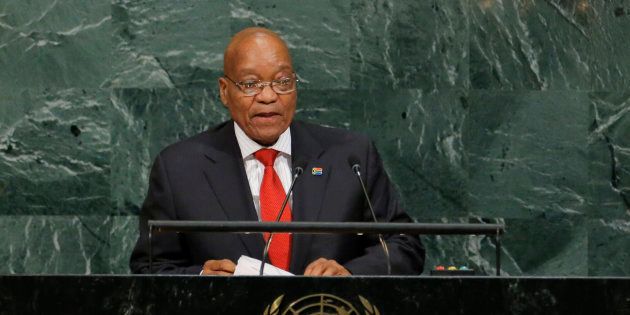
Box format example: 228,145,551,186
293,158,308,176
347,155,361,173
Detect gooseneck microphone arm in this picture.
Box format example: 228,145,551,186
259,162,305,276
348,156,392,275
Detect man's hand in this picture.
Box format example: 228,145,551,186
303,258,351,276
201,259,236,275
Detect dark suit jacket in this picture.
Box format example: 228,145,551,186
130,120,425,275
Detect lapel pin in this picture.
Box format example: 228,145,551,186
311,167,323,176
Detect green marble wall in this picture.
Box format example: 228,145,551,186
0,0,628,275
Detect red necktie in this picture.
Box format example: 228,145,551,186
254,149,292,271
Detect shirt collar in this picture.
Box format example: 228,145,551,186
234,121,292,159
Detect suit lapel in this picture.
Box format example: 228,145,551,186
200,122,264,258
289,121,330,273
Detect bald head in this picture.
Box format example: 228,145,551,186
218,27,297,146
223,27,291,77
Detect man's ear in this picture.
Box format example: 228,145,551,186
218,77,229,107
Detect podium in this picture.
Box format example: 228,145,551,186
148,220,505,275
1,276,629,314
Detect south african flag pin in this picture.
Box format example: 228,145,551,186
311,167,323,176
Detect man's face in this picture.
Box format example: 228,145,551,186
219,34,297,146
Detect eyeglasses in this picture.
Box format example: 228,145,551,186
223,73,299,96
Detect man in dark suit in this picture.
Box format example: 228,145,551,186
130,27,424,276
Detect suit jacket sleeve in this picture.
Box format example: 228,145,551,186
129,153,202,274
342,140,425,275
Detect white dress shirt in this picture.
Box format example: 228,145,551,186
233,122,293,220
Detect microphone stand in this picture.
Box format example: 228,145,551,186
259,166,304,276
350,163,392,276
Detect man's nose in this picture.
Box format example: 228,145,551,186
255,85,278,104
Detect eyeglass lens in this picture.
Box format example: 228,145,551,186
240,77,297,96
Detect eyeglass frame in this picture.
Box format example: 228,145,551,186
223,73,299,96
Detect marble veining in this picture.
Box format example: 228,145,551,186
0,0,628,275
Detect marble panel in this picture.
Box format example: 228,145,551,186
465,90,591,218
110,1,230,88
588,219,630,276
295,90,355,129
423,216,588,276
110,88,229,214
422,217,504,276
0,0,112,89
590,0,630,90
0,89,111,215
588,91,630,218
470,0,592,90
352,89,469,219
0,0,628,277
350,0,469,91
501,217,588,276
0,215,110,274
107,215,137,274
297,89,469,219
228,0,351,90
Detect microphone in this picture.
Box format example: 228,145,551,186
259,158,307,275
347,155,392,275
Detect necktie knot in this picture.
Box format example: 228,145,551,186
254,149,279,167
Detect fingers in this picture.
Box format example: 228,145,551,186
303,258,350,276
305,258,330,276
202,258,351,276
202,259,236,276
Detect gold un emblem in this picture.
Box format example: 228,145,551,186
263,293,381,315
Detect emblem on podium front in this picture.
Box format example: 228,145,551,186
263,293,380,315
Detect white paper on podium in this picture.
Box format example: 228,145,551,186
233,255,294,276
